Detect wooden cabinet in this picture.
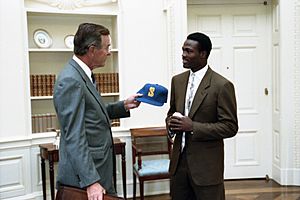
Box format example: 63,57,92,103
25,2,121,133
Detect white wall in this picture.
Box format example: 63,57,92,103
274,0,300,185
0,0,30,140
119,0,170,129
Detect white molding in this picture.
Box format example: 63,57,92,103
294,0,300,169
31,0,117,10
279,167,300,186
272,164,300,186
24,0,118,15
3,191,43,200
0,155,25,193
0,133,56,150
0,147,32,199
187,0,270,5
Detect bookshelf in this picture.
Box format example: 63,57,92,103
26,7,121,133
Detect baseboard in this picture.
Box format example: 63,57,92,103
2,191,44,200
272,164,300,186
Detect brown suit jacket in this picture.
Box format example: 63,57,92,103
167,67,238,186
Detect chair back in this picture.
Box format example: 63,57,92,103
130,127,172,166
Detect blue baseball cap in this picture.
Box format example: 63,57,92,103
136,83,168,106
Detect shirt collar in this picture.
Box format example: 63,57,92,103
190,64,208,79
73,55,93,83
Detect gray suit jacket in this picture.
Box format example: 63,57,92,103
167,67,238,186
53,58,129,194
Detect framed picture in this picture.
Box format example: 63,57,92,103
64,35,74,49
33,29,52,48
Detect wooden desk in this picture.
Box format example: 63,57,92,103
113,138,127,199
39,143,58,200
39,138,126,200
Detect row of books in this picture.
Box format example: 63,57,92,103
30,73,119,97
111,118,120,127
94,73,119,93
32,113,58,133
30,74,56,96
32,113,120,133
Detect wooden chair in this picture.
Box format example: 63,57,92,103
130,127,172,200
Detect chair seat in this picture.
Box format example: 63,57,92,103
134,159,170,177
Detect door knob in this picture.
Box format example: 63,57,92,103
264,88,269,96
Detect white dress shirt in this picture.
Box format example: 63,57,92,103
181,65,208,150
73,55,93,84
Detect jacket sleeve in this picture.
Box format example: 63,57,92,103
192,81,239,141
106,100,130,119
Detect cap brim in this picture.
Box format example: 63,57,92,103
136,97,164,106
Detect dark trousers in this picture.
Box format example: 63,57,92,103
170,149,225,200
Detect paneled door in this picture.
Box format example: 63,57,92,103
188,3,272,178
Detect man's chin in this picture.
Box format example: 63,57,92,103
183,65,190,69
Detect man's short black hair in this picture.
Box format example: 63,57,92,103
187,32,212,58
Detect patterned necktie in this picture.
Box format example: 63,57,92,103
91,73,97,89
91,73,95,83
187,73,195,112
182,73,195,151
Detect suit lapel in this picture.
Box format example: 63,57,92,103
178,71,190,114
69,59,111,123
188,67,212,118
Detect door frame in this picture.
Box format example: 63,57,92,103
165,0,273,178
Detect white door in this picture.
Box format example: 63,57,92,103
188,3,272,178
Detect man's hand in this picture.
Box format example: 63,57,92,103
124,94,142,110
87,182,106,200
168,115,193,132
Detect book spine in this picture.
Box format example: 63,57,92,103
32,75,37,96
32,115,36,133
109,73,113,93
37,75,42,96
46,74,51,96
30,75,33,96
51,114,57,130
42,114,47,132
46,113,51,131
116,73,119,93
111,118,120,127
51,74,56,96
95,73,100,92
105,73,109,93
100,73,104,93
41,74,46,96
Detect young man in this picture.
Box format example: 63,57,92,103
166,32,238,200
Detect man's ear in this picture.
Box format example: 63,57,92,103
87,45,95,57
200,51,207,58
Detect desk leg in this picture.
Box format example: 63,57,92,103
49,160,55,200
121,151,127,199
41,157,46,200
